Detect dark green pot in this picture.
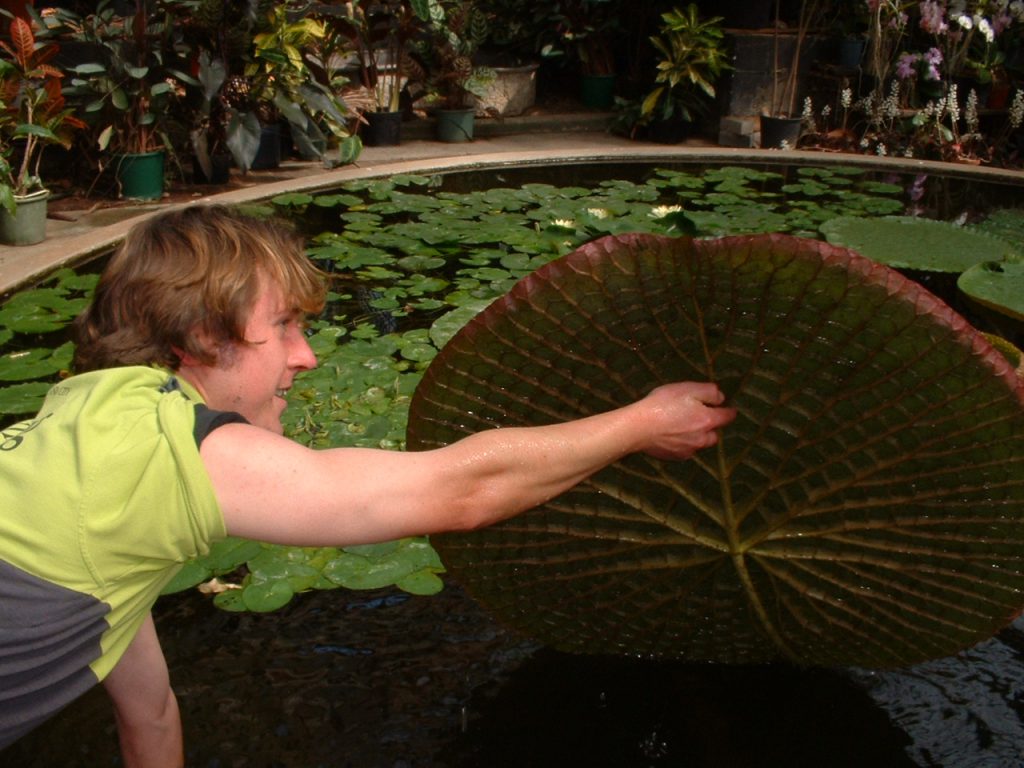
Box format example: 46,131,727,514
580,73,616,110
435,108,475,143
116,151,165,200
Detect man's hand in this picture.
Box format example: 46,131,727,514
630,381,736,460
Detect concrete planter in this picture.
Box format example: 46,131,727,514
472,64,538,117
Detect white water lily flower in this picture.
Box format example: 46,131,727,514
585,207,610,219
552,218,575,228
649,204,683,219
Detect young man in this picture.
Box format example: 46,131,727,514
0,205,735,766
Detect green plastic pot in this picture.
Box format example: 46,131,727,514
580,73,616,110
435,108,475,143
116,151,165,200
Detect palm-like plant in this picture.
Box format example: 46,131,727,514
639,4,730,127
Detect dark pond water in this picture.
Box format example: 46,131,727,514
3,160,1024,766
3,578,1024,767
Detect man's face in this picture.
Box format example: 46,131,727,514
179,281,317,433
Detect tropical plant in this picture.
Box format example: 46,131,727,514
550,0,618,76
407,231,1024,669
189,49,232,179
330,0,422,113
59,0,195,156
0,13,84,213
178,0,261,178
242,2,358,165
411,0,494,109
820,214,1021,271
474,0,550,65
632,4,729,132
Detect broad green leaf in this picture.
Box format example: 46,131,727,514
0,382,51,416
0,343,72,382
0,289,86,332
242,578,296,612
212,589,248,611
200,536,264,572
408,233,1024,669
395,568,445,595
428,299,495,349
160,561,213,594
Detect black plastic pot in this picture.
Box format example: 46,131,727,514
364,110,403,147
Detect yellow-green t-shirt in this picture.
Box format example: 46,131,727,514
0,366,231,746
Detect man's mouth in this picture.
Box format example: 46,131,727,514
275,388,289,398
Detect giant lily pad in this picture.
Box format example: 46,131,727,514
407,233,1024,669
820,215,1020,272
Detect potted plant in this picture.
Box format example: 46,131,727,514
823,0,870,71
0,13,84,245
761,0,823,149
552,0,619,109
189,50,232,183
330,0,421,147
471,0,544,117
411,0,494,142
621,4,729,143
241,2,358,169
179,0,261,183
59,0,195,199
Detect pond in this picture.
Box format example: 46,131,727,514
2,161,1024,766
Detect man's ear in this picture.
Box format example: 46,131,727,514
173,346,203,367
173,328,220,368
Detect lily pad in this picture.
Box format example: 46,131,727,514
0,343,73,382
0,382,52,416
958,261,1024,321
407,233,1024,669
820,215,1020,272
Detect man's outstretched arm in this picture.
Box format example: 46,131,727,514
203,381,736,547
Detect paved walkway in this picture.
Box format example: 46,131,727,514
3,120,1023,295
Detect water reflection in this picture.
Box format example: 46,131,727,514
848,614,1024,766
